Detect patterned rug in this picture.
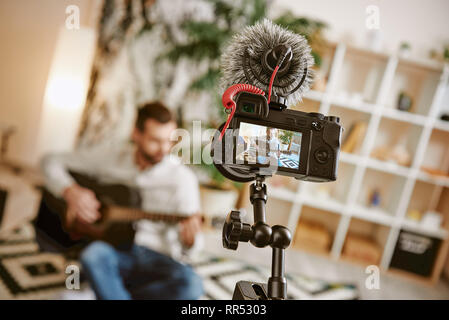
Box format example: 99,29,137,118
0,224,358,300
278,154,299,169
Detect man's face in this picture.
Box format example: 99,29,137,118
132,119,177,165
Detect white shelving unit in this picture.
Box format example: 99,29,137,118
254,43,449,284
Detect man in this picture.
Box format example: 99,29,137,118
41,102,204,300
267,128,281,161
257,128,281,166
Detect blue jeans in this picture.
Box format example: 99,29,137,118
80,241,203,300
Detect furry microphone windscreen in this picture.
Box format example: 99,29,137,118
220,19,314,105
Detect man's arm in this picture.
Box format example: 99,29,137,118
41,145,111,197
180,213,203,248
40,145,109,224
173,166,204,254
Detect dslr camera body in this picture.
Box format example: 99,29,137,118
213,91,342,182
210,19,344,300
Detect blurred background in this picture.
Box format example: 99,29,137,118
0,0,449,299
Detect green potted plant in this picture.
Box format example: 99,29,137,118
399,41,411,58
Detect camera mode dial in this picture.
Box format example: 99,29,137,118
307,112,325,120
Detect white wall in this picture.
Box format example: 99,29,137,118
272,0,449,60
272,0,449,114
1,0,448,166
0,0,97,166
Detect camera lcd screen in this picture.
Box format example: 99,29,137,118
236,122,303,170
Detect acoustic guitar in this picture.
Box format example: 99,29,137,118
35,171,199,251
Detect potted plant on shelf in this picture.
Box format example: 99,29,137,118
398,42,412,58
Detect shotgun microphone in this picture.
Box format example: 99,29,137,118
212,19,319,183
220,18,315,106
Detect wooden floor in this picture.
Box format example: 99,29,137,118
203,231,449,299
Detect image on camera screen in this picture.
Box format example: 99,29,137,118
236,122,302,169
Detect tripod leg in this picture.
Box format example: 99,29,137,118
268,225,291,300
268,247,287,299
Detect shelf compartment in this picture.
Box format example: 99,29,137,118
341,218,390,266
434,119,449,133
301,162,355,206
356,168,406,216
420,128,449,177
302,90,325,102
329,105,371,155
404,181,448,239
385,60,442,116
329,96,376,115
371,117,423,167
311,43,337,93
267,186,297,203
416,171,449,188
350,205,394,226
300,196,345,216
339,151,363,165
292,205,341,255
436,187,449,230
263,197,293,228
266,175,298,203
366,157,411,177
291,96,321,113
381,107,427,126
333,47,388,105
407,180,441,217
401,219,448,240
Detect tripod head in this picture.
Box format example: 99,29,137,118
222,175,292,300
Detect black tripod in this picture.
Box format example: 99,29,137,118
222,175,292,300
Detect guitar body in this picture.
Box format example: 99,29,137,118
67,171,142,248
66,213,137,249
34,171,196,255
35,172,143,253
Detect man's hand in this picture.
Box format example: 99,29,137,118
63,184,101,225
180,213,202,248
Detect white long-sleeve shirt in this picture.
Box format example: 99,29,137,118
40,142,203,262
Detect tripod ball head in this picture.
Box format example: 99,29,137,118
250,222,272,248
270,225,291,249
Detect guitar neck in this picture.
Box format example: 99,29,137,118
66,172,195,224
102,205,191,224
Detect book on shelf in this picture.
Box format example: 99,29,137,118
341,121,367,154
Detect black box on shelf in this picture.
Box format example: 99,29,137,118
390,230,441,277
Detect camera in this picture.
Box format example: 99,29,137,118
212,91,343,182
210,19,344,300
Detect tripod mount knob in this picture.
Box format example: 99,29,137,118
222,210,253,250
